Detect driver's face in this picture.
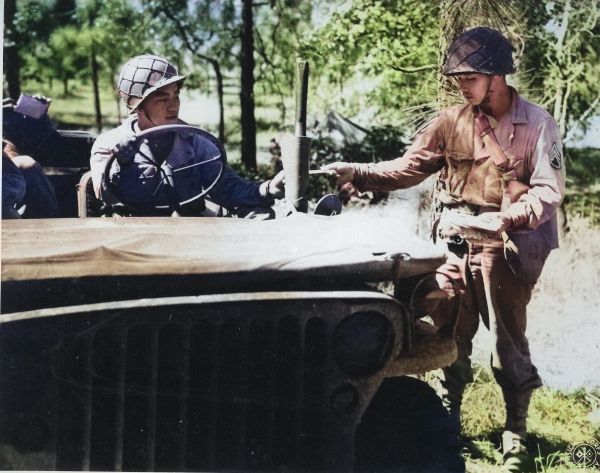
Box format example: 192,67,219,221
137,82,181,129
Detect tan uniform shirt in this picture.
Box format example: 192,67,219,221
352,88,566,236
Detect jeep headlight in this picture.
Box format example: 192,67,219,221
331,311,395,378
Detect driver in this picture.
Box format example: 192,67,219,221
90,54,284,217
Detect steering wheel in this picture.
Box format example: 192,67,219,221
101,124,226,213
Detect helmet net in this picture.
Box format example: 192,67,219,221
443,27,515,76
118,55,184,109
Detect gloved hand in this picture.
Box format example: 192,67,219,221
111,135,140,167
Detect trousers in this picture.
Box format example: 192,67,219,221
430,241,543,414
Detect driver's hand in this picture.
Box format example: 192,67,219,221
320,162,355,185
111,135,139,167
263,170,285,199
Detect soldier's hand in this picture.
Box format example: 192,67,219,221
320,162,355,186
438,210,511,243
465,212,512,239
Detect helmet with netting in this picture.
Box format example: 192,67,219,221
117,55,186,112
442,27,516,76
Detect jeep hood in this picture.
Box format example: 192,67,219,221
1,213,446,283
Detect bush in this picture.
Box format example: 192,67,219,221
565,147,600,188
308,124,409,202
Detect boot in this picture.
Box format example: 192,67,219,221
502,430,529,472
440,361,472,455
440,364,469,425
501,388,534,472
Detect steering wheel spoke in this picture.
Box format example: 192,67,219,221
102,125,226,213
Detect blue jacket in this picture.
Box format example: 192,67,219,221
90,118,267,213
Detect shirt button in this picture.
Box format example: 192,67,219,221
470,179,476,185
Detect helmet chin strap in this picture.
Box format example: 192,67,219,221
477,75,495,108
136,108,161,129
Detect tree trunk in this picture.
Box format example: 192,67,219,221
91,42,102,132
209,59,226,144
552,0,571,137
3,0,21,100
240,0,257,170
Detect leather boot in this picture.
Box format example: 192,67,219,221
501,388,534,472
502,430,530,472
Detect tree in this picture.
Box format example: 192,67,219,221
253,0,315,126
303,0,440,133
76,0,143,132
3,0,21,99
240,0,257,169
3,0,59,99
528,0,600,142
143,0,308,170
143,0,237,144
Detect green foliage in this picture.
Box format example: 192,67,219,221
228,160,279,186
16,0,146,102
253,0,315,126
563,191,600,226
142,0,238,68
563,147,600,226
303,0,440,125
307,124,407,200
565,147,600,188
521,0,600,136
311,123,407,167
11,1,57,47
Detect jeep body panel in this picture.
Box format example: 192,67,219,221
1,213,459,472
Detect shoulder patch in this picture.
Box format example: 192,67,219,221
549,142,562,169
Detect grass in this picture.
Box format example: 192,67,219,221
455,366,600,472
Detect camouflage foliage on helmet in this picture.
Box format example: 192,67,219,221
442,27,516,76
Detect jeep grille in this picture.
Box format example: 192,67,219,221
0,293,404,472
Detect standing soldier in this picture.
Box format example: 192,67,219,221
323,27,565,472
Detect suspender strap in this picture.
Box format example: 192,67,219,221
477,114,509,169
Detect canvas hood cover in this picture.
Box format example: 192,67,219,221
1,213,446,283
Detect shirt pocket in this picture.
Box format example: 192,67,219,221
481,159,504,205
444,151,472,198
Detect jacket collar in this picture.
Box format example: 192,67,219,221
508,87,527,125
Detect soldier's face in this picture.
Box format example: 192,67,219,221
137,83,181,129
454,74,494,106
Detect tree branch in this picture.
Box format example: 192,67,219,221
564,94,600,144
389,64,437,73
